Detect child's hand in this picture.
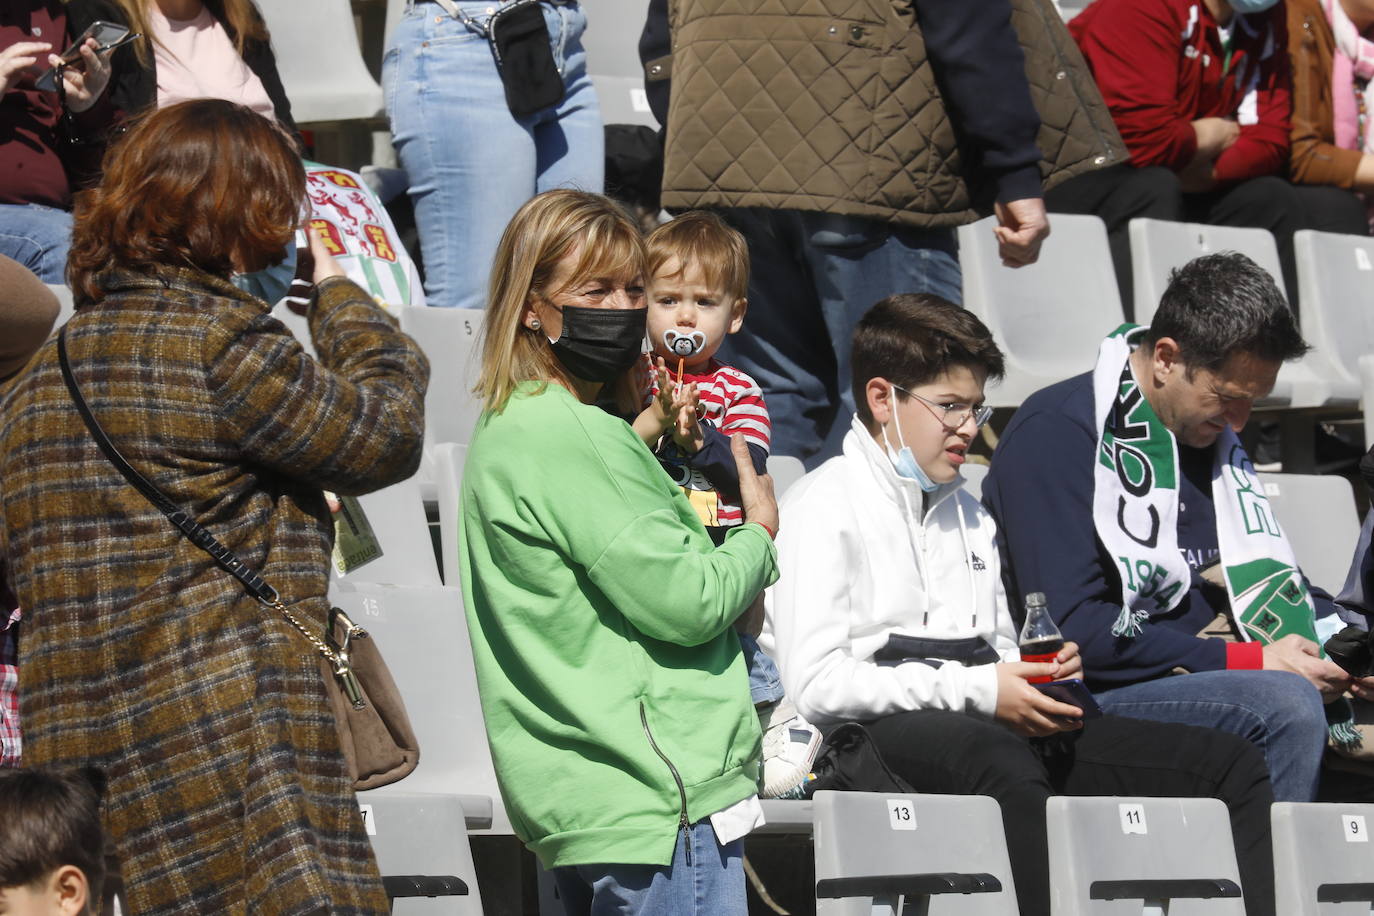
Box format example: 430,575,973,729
652,358,677,428
671,383,704,453
632,358,678,447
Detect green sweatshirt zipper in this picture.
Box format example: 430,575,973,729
639,700,693,865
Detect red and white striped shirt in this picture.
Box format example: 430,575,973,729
643,358,771,527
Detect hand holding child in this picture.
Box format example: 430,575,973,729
734,433,779,538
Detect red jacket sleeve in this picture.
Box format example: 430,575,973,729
1071,0,1199,170
1212,14,1292,183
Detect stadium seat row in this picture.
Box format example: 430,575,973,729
334,449,1366,913
960,216,1374,414
817,790,1374,915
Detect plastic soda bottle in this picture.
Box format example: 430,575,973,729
1019,592,1065,684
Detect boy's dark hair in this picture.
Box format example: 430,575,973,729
1144,252,1309,375
0,767,107,905
851,294,1005,429
645,211,750,301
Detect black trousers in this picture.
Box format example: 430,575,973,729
862,710,1275,916
1047,165,1368,320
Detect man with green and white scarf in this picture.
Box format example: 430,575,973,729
987,252,1372,802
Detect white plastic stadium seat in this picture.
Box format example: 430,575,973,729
1258,472,1361,597
399,306,485,505
330,579,513,836
1293,229,1374,404
338,580,487,912
959,214,1125,409
1056,0,1096,20
582,0,659,128
399,306,485,448
435,442,468,588
363,792,484,914
766,455,806,499
384,0,407,48
1272,802,1374,915
812,791,1018,915
44,283,75,330
1130,219,1287,324
255,0,384,123
330,475,442,587
961,462,990,503
1128,218,1345,407
1046,796,1246,915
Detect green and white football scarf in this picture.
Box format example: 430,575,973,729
1093,324,1357,747
1093,325,1321,643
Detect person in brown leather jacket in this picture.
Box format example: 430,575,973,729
1288,0,1374,214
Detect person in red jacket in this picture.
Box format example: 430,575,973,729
1048,0,1367,316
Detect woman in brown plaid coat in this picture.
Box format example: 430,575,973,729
0,101,428,914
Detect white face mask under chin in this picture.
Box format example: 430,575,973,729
884,390,939,493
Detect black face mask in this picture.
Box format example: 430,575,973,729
547,305,647,382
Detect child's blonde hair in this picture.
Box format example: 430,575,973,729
645,211,749,301
475,190,647,413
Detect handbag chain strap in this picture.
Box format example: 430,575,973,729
56,327,362,701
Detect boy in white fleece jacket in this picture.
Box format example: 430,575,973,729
761,293,1279,916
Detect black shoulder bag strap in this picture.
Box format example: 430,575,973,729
56,326,361,698
56,326,278,604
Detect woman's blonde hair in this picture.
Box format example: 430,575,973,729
476,190,646,413
96,0,269,69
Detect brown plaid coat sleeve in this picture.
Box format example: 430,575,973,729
0,267,428,915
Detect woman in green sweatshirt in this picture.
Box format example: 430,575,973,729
458,190,780,915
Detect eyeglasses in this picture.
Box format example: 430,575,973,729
892,384,993,429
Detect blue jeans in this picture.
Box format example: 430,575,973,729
714,208,961,466
551,820,746,916
1094,670,1327,802
739,633,783,706
0,203,72,284
384,0,603,310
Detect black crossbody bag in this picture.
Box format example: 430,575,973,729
433,0,566,117
57,326,419,789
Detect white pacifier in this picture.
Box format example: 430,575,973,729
663,328,707,358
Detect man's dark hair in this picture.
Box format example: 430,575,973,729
851,294,1005,428
1144,252,1309,374
0,767,106,907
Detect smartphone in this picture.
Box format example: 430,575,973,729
1035,678,1104,720
35,21,133,93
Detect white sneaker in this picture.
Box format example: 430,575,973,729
758,699,822,798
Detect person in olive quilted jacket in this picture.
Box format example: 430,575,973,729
642,0,1121,465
